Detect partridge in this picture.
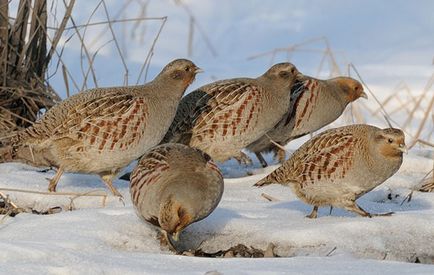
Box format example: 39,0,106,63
7,59,201,196
162,62,300,164
129,143,223,248
254,124,407,218
248,76,367,167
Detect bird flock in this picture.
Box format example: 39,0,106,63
0,58,407,251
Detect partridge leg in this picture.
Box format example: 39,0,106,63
306,205,319,219
100,173,123,198
48,167,64,192
159,230,179,253
344,202,372,217
255,152,268,168
329,206,334,215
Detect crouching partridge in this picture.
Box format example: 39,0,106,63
6,59,201,197
162,62,300,164
254,124,407,218
129,143,224,249
247,76,367,167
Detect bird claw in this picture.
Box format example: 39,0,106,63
117,195,125,206
159,230,180,253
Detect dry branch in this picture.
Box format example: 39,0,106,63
0,0,64,132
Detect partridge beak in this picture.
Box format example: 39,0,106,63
398,143,408,154
296,72,304,80
172,231,180,242
360,91,368,99
194,67,204,74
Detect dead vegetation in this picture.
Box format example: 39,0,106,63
182,243,278,258
0,0,64,133
0,187,110,223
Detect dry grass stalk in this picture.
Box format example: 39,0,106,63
175,0,218,57
261,193,279,202
0,187,108,197
0,190,23,221
0,0,65,132
409,93,434,149
0,187,109,208
136,16,167,83
402,169,434,204
419,174,434,193
101,0,128,85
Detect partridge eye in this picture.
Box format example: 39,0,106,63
279,71,290,78
354,86,359,91
388,138,393,143
184,66,190,72
290,68,296,74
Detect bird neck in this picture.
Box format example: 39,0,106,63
325,81,351,110
149,75,189,101
366,136,403,178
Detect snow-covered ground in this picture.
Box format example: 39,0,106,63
0,141,433,274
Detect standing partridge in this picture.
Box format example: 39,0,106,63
248,76,368,167
7,59,201,196
162,62,300,164
254,124,407,218
129,143,223,249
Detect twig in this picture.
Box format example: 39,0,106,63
326,246,337,257
45,0,75,67
261,193,279,202
136,16,167,84
101,0,129,85
175,0,218,57
409,93,434,149
0,187,108,197
63,0,98,89
61,64,70,97
401,169,433,204
0,191,20,209
265,134,288,152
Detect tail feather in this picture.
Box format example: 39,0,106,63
254,165,291,187
254,174,277,187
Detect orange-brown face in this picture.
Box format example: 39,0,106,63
375,128,407,158
164,59,202,87
338,78,367,102
172,206,192,240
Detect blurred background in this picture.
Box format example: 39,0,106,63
2,0,433,147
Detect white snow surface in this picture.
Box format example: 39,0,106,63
0,143,433,274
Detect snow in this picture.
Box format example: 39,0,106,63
1,144,433,274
